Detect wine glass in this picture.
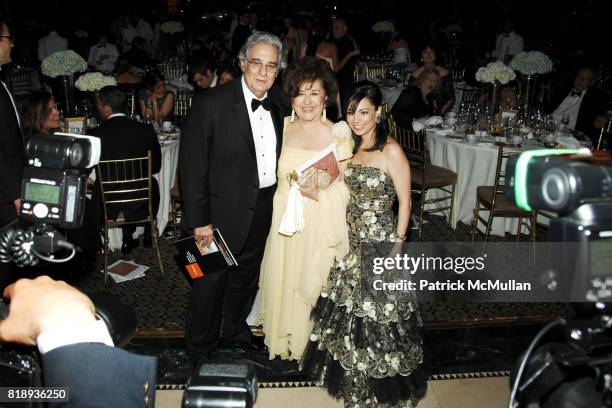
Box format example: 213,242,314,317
560,112,570,130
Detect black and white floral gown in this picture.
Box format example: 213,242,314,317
302,162,427,408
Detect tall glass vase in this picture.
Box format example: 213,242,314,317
489,81,501,114
55,75,76,117
520,74,537,114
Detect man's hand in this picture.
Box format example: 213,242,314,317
0,276,96,346
194,224,214,247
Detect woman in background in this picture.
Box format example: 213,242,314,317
22,90,61,141
412,45,454,114
137,70,175,122
391,67,440,128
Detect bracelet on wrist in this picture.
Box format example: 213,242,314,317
395,234,407,242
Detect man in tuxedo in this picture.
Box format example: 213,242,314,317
493,19,523,64
180,32,284,363
0,16,26,289
547,67,610,144
89,86,161,255
0,276,157,407
332,17,359,105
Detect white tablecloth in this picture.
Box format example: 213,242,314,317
108,138,180,249
425,130,551,236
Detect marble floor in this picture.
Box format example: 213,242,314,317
156,376,511,408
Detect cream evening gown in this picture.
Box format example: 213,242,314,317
259,128,350,361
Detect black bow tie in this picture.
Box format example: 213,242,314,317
570,90,582,97
251,97,271,112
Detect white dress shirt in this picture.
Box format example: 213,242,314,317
494,31,524,62
241,76,277,188
88,43,120,73
38,31,68,61
553,89,585,130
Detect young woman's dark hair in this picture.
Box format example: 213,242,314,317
345,81,389,153
142,70,165,89
22,90,54,140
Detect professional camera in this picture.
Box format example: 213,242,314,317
0,132,100,267
505,149,612,407
505,148,612,302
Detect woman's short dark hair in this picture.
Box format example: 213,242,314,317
282,56,338,107
345,81,389,153
22,90,54,139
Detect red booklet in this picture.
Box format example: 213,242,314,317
296,144,340,183
174,229,238,279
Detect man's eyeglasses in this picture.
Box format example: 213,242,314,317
0,35,14,42
247,59,278,74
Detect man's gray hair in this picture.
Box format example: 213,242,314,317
238,32,285,69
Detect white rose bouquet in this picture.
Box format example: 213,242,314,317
41,50,88,78
475,61,516,85
510,51,553,75
160,21,185,34
75,72,117,92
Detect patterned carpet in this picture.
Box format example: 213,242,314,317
61,212,572,333
44,212,569,387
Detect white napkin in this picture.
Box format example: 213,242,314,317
556,136,581,149
278,184,305,236
412,116,443,132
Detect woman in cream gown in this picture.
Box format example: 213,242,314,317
259,57,352,360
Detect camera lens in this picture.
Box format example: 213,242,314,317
541,167,573,211
70,143,83,167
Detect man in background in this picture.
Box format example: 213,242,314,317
493,19,523,64
87,34,120,74
37,26,68,61
332,17,360,105
90,86,161,255
0,16,26,289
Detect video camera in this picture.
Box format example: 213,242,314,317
505,148,612,407
505,148,612,302
0,132,100,267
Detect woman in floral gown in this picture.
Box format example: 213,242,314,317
302,81,427,407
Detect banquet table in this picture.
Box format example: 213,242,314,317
424,130,579,236
107,132,180,249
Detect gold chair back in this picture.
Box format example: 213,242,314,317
596,119,612,150
96,152,165,282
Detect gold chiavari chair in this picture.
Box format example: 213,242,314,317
382,103,396,138
97,151,165,283
395,126,457,238
596,119,612,150
471,146,536,247
452,69,465,83
365,64,390,80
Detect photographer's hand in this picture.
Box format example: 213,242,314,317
0,276,96,346
13,198,20,215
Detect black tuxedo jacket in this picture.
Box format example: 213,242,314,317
0,81,26,226
391,86,435,129
547,86,610,142
89,116,162,220
179,77,283,254
43,343,157,408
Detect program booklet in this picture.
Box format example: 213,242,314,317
296,144,340,183
174,229,238,279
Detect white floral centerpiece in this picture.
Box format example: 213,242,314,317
75,72,117,92
510,51,553,76
160,21,185,34
41,50,87,78
475,62,516,85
